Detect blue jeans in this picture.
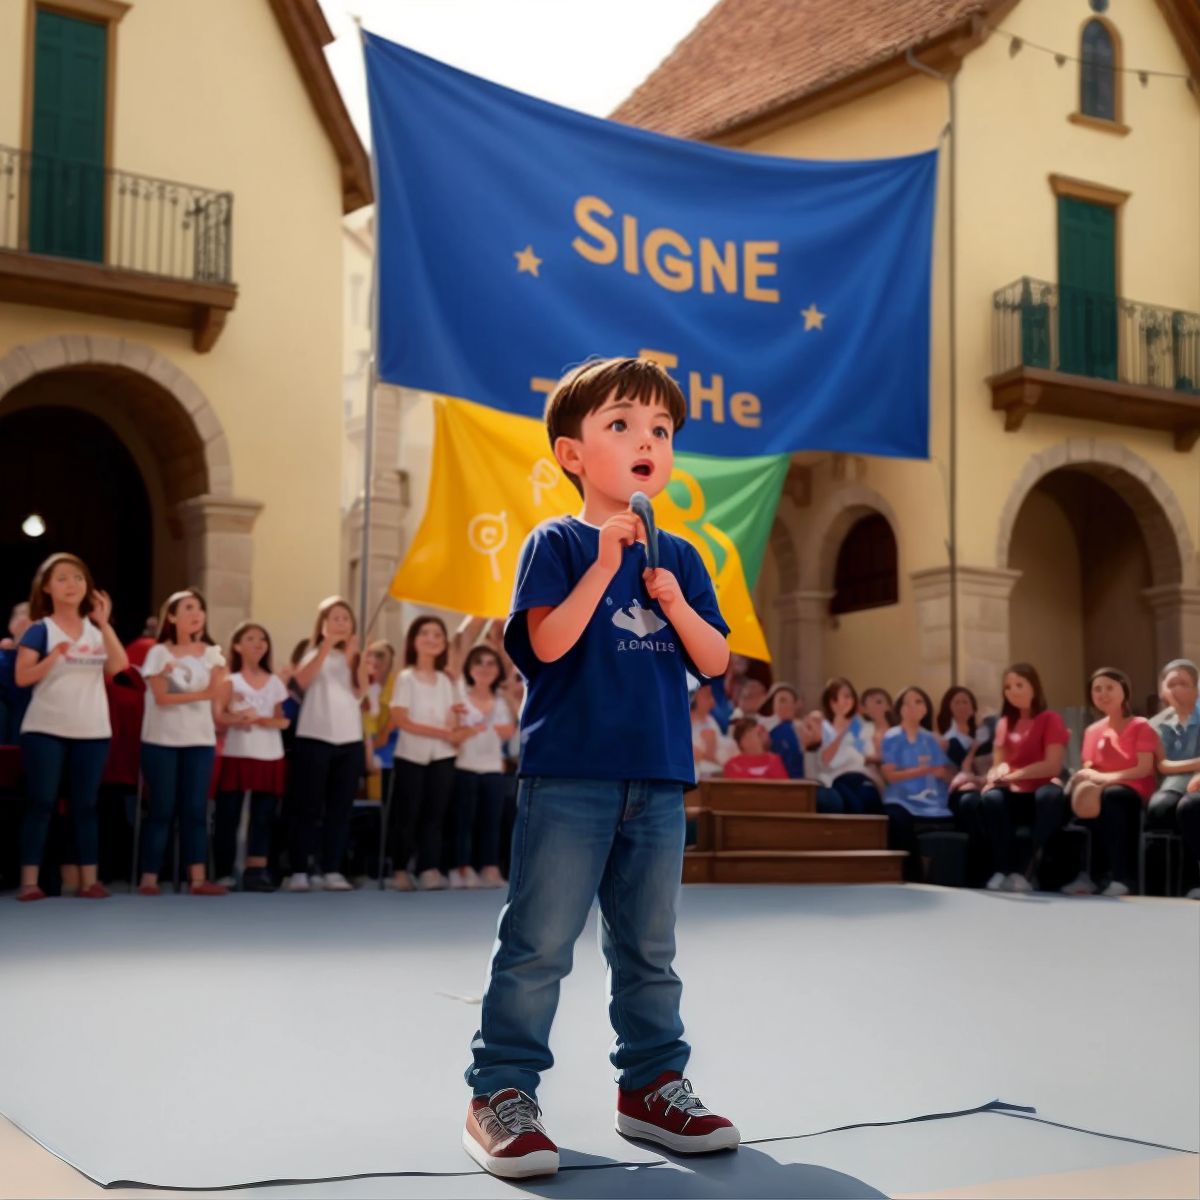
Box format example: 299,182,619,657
20,732,110,868
140,744,215,876
466,777,690,1099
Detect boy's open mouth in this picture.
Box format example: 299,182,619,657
631,461,653,478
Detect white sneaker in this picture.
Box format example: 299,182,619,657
323,872,353,891
385,872,415,892
448,868,466,890
478,866,507,889
309,873,325,891
460,866,481,889
1007,873,1033,894
417,869,448,891
1101,880,1130,897
1061,872,1097,896
985,872,1007,891
286,873,310,892
1186,886,1200,900
216,875,237,890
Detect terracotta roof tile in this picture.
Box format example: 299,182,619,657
611,0,1009,139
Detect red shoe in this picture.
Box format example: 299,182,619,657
137,883,162,896
16,886,47,903
616,1072,740,1153
462,1089,558,1178
189,880,228,896
78,883,111,899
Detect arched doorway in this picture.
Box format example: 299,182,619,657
0,407,151,643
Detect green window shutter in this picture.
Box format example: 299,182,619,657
30,10,107,262
1058,197,1117,380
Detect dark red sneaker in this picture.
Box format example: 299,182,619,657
616,1072,740,1153
16,886,47,902
462,1088,558,1179
137,883,162,896
188,880,228,896
78,883,110,899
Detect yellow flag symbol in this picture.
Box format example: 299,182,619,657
389,396,773,660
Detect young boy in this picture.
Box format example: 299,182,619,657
462,357,740,1178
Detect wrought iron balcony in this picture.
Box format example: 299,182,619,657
990,277,1200,451
0,145,237,351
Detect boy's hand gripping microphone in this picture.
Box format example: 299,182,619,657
629,491,659,571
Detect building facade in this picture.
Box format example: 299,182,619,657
0,0,370,649
616,0,1200,714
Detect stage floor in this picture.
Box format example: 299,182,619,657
1,884,1196,1199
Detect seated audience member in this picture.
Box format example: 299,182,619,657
731,676,768,723
858,686,895,784
723,718,788,780
1148,659,1200,899
958,664,1068,894
880,686,954,880
817,677,882,814
691,684,724,779
937,686,988,793
1068,667,1161,897
760,683,806,778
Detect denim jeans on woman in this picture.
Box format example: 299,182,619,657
140,744,215,875
466,776,690,1099
20,732,110,868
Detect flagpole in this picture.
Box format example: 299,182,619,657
354,15,382,636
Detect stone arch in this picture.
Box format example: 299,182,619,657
0,335,260,639
995,439,1196,588
799,482,902,593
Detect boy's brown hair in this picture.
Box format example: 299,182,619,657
545,357,686,496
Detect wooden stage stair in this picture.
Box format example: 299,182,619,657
684,779,906,884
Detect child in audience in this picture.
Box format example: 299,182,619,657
138,589,226,896
817,677,882,814
731,676,768,723
690,683,724,779
385,615,461,891
450,645,516,889
936,687,989,795
1148,659,1200,899
1069,667,1161,897
14,555,127,900
287,597,369,892
722,718,788,780
364,641,399,801
760,683,806,778
880,685,953,880
962,663,1068,894
213,621,289,892
858,686,895,785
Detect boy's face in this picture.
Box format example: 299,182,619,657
556,389,675,504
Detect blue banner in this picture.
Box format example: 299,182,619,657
364,32,937,459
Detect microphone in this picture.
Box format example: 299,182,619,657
629,491,659,570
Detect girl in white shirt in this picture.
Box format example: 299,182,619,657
139,589,227,896
449,646,516,889
384,616,463,891
818,677,884,814
287,597,370,892
213,622,289,892
14,553,127,902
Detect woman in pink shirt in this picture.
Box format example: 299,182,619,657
1069,667,1161,897
959,663,1069,893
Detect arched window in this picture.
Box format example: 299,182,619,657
1080,19,1117,121
830,513,898,615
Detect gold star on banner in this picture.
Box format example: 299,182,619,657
514,245,542,276
801,303,825,331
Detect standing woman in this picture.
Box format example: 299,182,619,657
965,663,1070,894
1069,668,1161,897
449,645,516,889
386,616,461,891
138,589,227,896
213,622,289,892
287,597,369,892
14,553,127,901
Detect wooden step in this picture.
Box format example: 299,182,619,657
706,849,906,885
696,778,816,814
712,811,887,852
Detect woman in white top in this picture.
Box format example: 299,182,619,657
287,596,370,892
818,677,883,814
14,553,127,902
690,684,724,779
139,589,227,896
449,645,516,889
384,616,463,891
213,622,289,892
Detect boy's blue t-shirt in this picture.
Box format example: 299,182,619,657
504,515,729,786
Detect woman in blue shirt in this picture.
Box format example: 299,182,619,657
880,685,954,881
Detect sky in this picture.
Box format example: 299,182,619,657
318,0,717,146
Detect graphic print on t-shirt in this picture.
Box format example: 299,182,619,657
163,656,208,693
611,598,667,639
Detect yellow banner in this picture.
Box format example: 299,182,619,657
390,396,771,660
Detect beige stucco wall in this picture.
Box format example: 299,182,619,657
0,0,347,651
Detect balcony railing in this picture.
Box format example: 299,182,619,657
993,277,1200,394
0,144,232,284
